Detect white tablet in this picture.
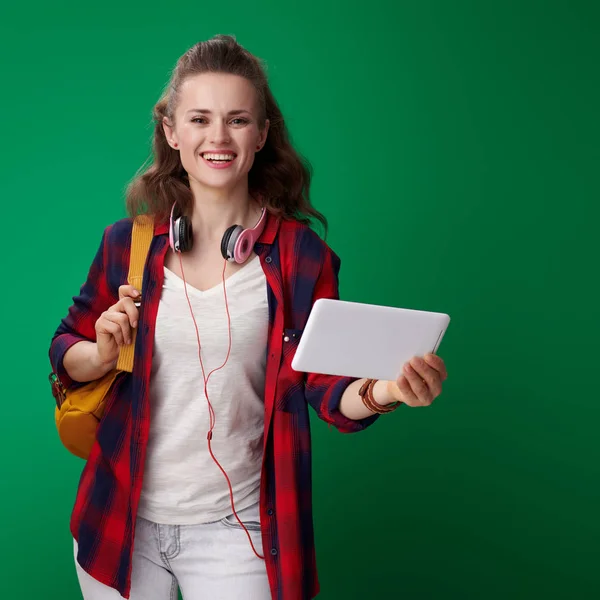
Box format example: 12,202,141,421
291,299,450,381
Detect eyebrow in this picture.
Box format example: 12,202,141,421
185,109,252,116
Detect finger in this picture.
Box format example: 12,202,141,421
403,363,432,406
118,284,141,301
396,374,419,407
112,311,133,345
424,353,448,380
102,313,129,346
97,315,125,347
410,357,443,397
102,312,131,345
119,297,139,328
108,298,139,329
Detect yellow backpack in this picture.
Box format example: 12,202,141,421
50,215,154,459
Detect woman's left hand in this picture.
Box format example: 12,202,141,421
386,353,448,407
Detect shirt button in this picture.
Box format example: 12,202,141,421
283,336,290,342
255,243,262,252
267,508,274,516
265,256,272,263
270,548,278,556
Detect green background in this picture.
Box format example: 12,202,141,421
1,0,598,598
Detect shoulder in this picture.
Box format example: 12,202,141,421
104,217,135,245
91,217,138,258
278,218,339,264
84,218,136,276
277,218,343,286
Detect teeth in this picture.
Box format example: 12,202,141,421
202,153,235,161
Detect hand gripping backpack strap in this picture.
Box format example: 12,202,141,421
51,215,155,460
115,214,154,372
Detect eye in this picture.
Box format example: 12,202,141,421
191,116,249,125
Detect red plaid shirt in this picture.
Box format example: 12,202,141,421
49,211,379,599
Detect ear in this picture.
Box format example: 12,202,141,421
162,116,178,149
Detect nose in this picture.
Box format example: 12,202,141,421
210,120,231,145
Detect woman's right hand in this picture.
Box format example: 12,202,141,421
94,284,141,368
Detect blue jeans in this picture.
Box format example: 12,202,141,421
73,501,270,599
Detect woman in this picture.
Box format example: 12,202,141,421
49,35,447,600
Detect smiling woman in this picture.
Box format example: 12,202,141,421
125,36,328,235
49,33,446,600
162,73,269,189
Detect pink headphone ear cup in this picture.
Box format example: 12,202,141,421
233,228,257,263
231,208,267,263
220,207,268,262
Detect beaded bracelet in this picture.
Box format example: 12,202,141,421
358,379,401,414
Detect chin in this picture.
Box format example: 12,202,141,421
189,173,242,191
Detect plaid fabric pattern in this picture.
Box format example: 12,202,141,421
49,211,379,599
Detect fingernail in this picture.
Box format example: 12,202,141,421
132,290,140,297
132,321,138,328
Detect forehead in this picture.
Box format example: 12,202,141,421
177,72,258,113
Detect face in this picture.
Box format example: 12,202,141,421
163,72,269,194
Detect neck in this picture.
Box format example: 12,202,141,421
188,181,261,242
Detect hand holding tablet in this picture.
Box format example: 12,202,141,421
291,299,450,382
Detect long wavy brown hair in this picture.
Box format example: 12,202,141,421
125,34,327,236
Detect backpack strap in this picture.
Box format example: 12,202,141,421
116,214,154,373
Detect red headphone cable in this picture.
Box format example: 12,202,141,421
177,251,265,561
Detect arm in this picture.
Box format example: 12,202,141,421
49,226,116,388
339,379,397,420
62,341,116,383
304,244,381,433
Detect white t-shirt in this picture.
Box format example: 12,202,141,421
137,255,269,524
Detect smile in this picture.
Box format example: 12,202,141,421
200,152,237,169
